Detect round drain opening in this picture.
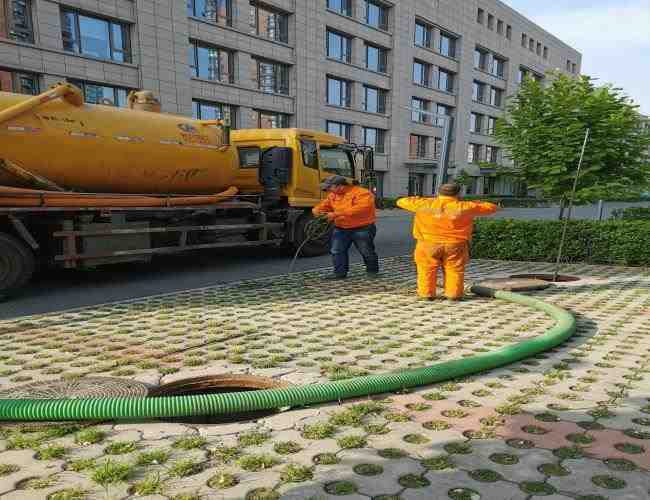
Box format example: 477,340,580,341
149,374,289,425
509,274,581,283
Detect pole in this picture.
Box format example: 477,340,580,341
553,128,590,281
597,199,605,221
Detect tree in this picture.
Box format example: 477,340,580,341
495,72,650,212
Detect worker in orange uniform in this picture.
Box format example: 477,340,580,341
397,183,497,300
313,175,379,280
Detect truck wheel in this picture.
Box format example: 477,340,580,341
293,214,333,257
0,233,35,299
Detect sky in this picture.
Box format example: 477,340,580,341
502,0,650,115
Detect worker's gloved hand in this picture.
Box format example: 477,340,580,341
326,212,337,223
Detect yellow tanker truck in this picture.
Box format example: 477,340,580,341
0,83,375,297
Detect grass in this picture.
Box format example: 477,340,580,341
210,445,241,464
353,463,383,476
238,429,271,447
172,435,206,450
131,473,164,496
237,454,279,472
35,445,67,460
244,487,280,500
135,449,171,466
273,441,302,455
74,428,106,445
103,441,137,455
280,464,314,482
312,453,339,465
336,435,367,449
168,459,204,478
398,473,430,488
421,455,455,471
207,472,239,489
324,481,358,495
66,458,96,472
47,488,88,500
301,422,337,440
0,464,19,476
91,460,134,486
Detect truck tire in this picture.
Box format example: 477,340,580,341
0,233,35,299
293,213,333,257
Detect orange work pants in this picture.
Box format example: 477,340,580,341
414,241,470,299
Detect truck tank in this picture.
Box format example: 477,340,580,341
0,84,262,194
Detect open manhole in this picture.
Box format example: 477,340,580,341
510,274,581,283
475,278,551,292
149,374,290,425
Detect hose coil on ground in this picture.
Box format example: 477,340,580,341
0,287,575,421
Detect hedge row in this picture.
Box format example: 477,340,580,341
472,219,650,267
612,207,650,221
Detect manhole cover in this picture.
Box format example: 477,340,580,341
0,377,149,428
0,377,149,400
510,274,580,283
150,374,289,425
474,278,551,292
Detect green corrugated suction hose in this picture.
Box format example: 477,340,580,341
0,288,575,421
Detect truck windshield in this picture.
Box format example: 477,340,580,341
320,146,354,178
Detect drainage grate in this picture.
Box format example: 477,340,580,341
149,374,289,425
0,377,149,400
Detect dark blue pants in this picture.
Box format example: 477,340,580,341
331,224,379,277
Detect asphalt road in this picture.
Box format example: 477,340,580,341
1,201,647,319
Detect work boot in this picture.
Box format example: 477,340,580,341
445,296,465,302
418,296,437,302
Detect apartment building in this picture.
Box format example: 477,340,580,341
0,0,581,197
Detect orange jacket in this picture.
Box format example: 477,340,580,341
397,195,497,243
313,185,376,229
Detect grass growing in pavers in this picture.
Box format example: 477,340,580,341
1,258,649,498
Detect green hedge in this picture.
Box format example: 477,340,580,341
472,219,650,267
611,207,650,221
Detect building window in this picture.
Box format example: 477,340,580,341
487,116,497,135
414,20,432,48
470,112,483,134
327,76,351,107
506,25,512,40
472,80,485,103
435,104,451,127
529,38,535,51
193,100,236,127
255,59,289,94
413,60,431,87
536,42,542,56
327,120,352,141
474,47,489,71
489,87,503,107
467,143,481,163
188,0,232,26
521,33,527,48
572,63,577,74
256,110,290,128
327,0,352,17
363,127,385,154
437,69,454,93
189,41,233,83
477,8,484,24
327,30,352,63
1,0,34,43
543,46,548,59
491,56,506,78
249,2,288,43
365,43,387,73
408,172,425,196
0,68,38,94
409,134,428,159
485,145,499,163
497,19,504,34
61,9,131,62
364,0,388,30
411,97,429,124
518,66,543,84
487,14,494,30
439,31,456,58
69,79,129,107
363,85,386,113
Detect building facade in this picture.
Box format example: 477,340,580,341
0,0,581,197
